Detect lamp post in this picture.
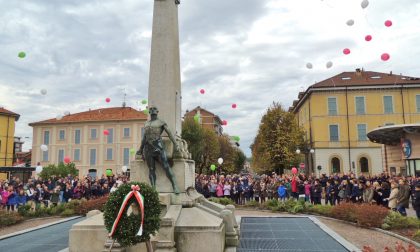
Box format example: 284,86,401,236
296,147,315,175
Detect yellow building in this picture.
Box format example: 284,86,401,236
290,69,420,175
0,107,20,179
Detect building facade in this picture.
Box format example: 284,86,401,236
290,69,420,175
184,106,223,136
0,107,20,180
29,107,147,177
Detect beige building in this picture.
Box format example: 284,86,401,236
29,107,147,177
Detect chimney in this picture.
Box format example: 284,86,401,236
355,68,362,77
389,71,393,76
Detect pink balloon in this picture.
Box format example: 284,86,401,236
222,120,227,126
103,129,109,136
381,53,390,61
385,20,393,27
105,97,111,103
343,48,351,55
200,89,205,94
232,104,237,109
64,156,71,164
291,167,298,174
365,35,372,41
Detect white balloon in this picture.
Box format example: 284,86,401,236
218,158,224,165
64,111,70,116
40,144,48,152
306,63,313,69
361,0,369,9
56,114,63,120
346,19,355,26
122,166,128,172
36,165,43,174
326,61,333,69
40,89,47,95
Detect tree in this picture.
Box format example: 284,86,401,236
234,149,247,172
182,117,204,165
199,128,220,174
39,162,78,180
251,102,305,174
218,134,236,174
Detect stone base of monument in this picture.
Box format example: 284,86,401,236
68,159,239,252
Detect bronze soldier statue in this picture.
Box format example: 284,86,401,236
137,106,180,194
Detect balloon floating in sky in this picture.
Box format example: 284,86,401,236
306,63,313,69
18,52,26,58
222,120,227,126
106,169,113,176
64,156,71,164
326,61,333,69
346,19,355,26
210,164,216,171
218,158,224,165
143,109,149,115
40,89,47,95
141,99,148,105
361,0,369,9
105,97,111,103
365,35,372,41
385,20,393,27
103,129,109,136
291,167,298,174
200,89,205,94
194,114,200,122
130,148,136,154
232,104,237,109
233,136,240,141
40,144,48,152
343,48,351,55
36,165,43,174
381,53,390,61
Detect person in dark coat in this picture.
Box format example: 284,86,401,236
396,179,411,216
312,180,322,205
414,183,420,219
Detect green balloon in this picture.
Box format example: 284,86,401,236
233,136,240,141
106,169,113,176
18,52,26,58
143,109,149,115
141,99,148,105
194,114,200,122
210,164,216,171
130,148,136,154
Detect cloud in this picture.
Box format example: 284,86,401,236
0,0,419,157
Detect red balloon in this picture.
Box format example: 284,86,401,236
103,129,109,136
365,35,372,41
105,98,111,103
381,53,390,61
222,120,227,126
232,104,237,109
291,167,298,174
385,20,392,27
343,48,351,55
64,156,71,164
200,89,205,94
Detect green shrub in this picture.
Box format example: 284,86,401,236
18,205,32,216
382,211,420,230
264,199,279,209
413,230,420,242
75,196,108,215
0,210,23,227
290,204,304,214
354,204,389,228
330,203,357,222
245,200,258,207
61,209,75,217
209,197,234,205
307,204,333,216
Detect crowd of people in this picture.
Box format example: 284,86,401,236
0,174,129,211
194,172,420,218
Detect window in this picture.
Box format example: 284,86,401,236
75,129,81,144
360,157,369,173
416,95,420,112
123,128,130,138
74,149,81,161
90,128,97,139
355,96,365,115
383,96,393,114
43,131,50,145
58,149,64,163
59,130,65,140
123,148,130,165
107,128,114,144
331,157,341,173
90,149,96,165
42,151,49,162
357,124,367,141
106,148,113,160
88,169,97,180
385,123,395,126
328,97,337,115
329,125,339,142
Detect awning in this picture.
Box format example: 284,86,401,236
367,124,420,145
0,166,35,172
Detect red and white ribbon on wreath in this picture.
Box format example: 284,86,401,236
109,185,145,237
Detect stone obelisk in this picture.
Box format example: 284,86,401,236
148,0,182,137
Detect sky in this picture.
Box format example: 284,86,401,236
1,0,420,157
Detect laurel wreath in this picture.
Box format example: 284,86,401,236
103,182,161,247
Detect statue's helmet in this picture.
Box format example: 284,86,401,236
149,106,159,115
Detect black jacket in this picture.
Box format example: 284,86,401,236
414,190,420,210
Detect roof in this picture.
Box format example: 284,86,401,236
367,124,420,145
29,107,147,126
0,107,20,121
291,69,420,113
185,106,222,123
312,70,420,88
